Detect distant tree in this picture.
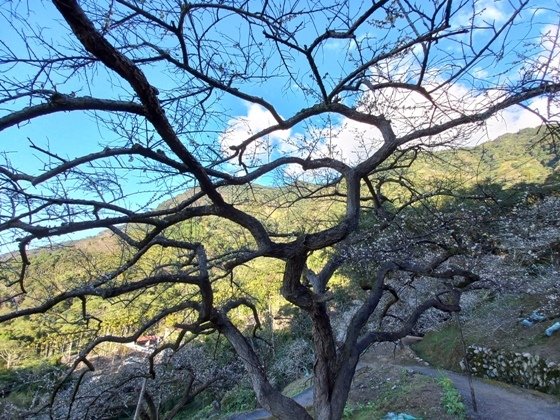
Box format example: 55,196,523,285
0,339,29,369
1,1,559,419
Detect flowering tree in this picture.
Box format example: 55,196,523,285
47,343,236,420
1,1,559,418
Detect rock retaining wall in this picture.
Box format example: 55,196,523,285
462,345,560,393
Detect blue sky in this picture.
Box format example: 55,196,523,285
1,1,556,167
1,0,559,252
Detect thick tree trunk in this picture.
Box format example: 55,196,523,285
330,350,361,419
281,254,356,420
310,302,339,420
309,304,364,420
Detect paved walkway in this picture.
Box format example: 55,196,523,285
411,365,560,420
227,388,312,420
228,358,560,419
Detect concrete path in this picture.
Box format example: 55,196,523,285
411,365,560,420
228,361,560,419
227,388,313,420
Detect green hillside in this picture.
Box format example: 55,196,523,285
1,126,558,362
412,126,559,187
1,126,559,418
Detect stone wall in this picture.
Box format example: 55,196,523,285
461,345,560,393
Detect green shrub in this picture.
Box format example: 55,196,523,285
220,385,257,413
437,375,466,419
342,401,379,419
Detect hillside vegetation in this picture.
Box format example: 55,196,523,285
1,126,559,418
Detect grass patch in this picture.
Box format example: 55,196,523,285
345,368,452,419
412,293,555,371
412,293,560,397
178,385,257,419
412,324,463,370
0,362,62,410
343,401,381,419
174,393,215,420
437,375,466,419
282,375,312,398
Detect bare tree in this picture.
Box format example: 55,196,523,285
1,1,559,419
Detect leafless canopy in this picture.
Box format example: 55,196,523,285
0,1,559,419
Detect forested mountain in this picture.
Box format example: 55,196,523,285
414,126,560,186
4,1,560,418
1,126,558,360
1,126,559,419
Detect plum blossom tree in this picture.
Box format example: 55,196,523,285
1,1,559,419
46,343,237,420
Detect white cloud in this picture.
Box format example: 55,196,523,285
331,22,560,150
295,80,557,164
477,96,560,144
536,24,560,82
298,118,383,165
478,0,507,23
220,104,291,167
222,22,560,173
473,67,489,79
474,23,560,143
454,0,509,27
324,38,350,51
